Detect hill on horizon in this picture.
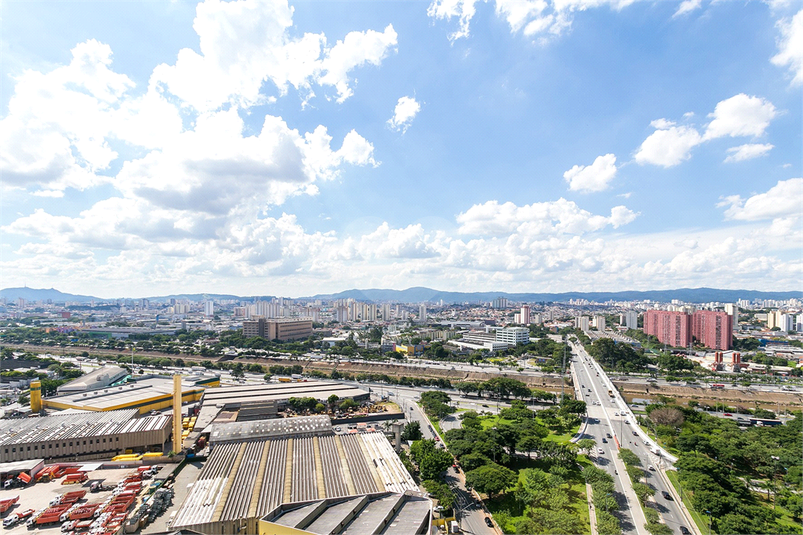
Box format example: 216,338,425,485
2,286,801,305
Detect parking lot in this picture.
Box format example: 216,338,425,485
1,467,146,534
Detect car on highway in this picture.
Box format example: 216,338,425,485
648,465,655,471
724,413,732,416
597,448,604,454
679,526,691,535
606,433,612,438
633,431,638,436
662,491,673,501
601,438,607,443
485,517,494,527
614,412,619,416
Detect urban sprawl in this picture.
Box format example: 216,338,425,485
0,292,800,535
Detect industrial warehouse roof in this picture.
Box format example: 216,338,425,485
268,492,431,535
170,430,418,530
45,375,210,411
207,415,333,442
56,365,128,393
0,409,170,446
200,380,369,407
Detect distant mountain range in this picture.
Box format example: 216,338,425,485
2,286,801,305
305,287,803,304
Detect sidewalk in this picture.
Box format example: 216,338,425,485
586,483,598,535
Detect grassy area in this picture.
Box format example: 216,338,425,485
476,413,578,444
484,458,590,535
666,470,711,534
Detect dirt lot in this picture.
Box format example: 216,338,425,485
0,467,144,535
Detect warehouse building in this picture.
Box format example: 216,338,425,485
169,416,423,534
44,373,218,414
193,381,370,427
57,365,129,393
0,409,171,463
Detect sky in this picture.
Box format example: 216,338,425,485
0,0,801,299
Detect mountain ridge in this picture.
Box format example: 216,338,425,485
2,286,801,305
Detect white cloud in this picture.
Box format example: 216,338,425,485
151,0,397,110
720,178,803,221
703,94,777,140
455,198,637,236
563,153,617,192
636,94,778,168
724,143,774,163
771,9,803,86
387,96,421,132
495,0,548,32
429,0,645,41
634,123,702,167
427,0,480,41
673,0,701,18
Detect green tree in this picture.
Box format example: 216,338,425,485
401,421,423,441
465,463,517,499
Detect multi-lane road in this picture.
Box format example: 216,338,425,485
572,344,697,535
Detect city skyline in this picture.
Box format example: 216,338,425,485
1,0,801,297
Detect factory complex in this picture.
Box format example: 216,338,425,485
1,368,431,535
0,409,171,463
170,416,426,535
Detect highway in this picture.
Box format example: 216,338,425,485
572,344,697,535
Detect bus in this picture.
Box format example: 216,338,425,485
710,384,725,389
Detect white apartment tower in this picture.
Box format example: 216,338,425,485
520,305,531,325
204,300,214,317
418,304,427,323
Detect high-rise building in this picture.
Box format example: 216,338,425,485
204,300,214,317
593,315,606,331
692,310,732,350
492,297,508,309
724,303,738,317
575,316,590,331
624,311,639,330
643,310,692,348
520,305,531,325
418,304,427,323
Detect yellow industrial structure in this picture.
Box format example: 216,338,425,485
29,380,42,412
173,374,183,453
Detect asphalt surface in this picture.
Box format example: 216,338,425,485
573,345,694,535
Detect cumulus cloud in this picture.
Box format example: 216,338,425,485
151,0,397,110
724,143,774,163
771,9,803,86
563,153,617,192
635,94,778,168
702,94,777,140
387,96,421,132
455,198,637,236
634,122,702,168
719,178,803,221
427,0,480,41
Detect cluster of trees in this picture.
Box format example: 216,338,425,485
616,449,668,535
745,352,794,367
453,377,532,400
587,338,649,373
400,421,423,441
661,405,803,534
583,465,623,535
352,372,452,389
446,402,577,471
286,395,356,414
268,364,304,376
495,466,587,535
409,439,455,481
419,391,455,420
656,353,696,373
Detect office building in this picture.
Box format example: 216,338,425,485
242,318,313,341
495,327,530,345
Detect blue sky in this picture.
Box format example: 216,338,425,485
1,0,801,298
